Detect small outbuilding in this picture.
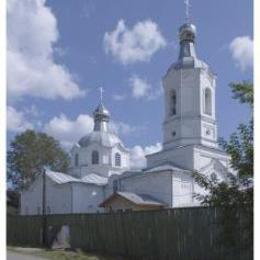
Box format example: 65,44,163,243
99,192,165,212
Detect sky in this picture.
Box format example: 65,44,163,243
6,0,253,168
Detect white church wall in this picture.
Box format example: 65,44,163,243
162,61,218,151
69,142,129,178
111,146,130,169
105,170,196,208
147,142,231,178
173,173,194,207
73,143,112,177
163,69,202,144
46,182,72,214
20,177,42,215
71,183,105,213
117,171,173,207
200,70,216,120
21,177,72,215
171,172,194,207
146,145,195,170
201,121,217,142
193,146,230,171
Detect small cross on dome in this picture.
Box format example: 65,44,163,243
184,0,191,23
99,87,104,103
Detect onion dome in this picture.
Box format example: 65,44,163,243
93,103,110,132
179,23,197,43
166,22,209,71
78,102,125,149
78,131,124,148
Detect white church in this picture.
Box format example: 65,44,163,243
21,19,234,215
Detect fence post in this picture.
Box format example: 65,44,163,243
42,168,47,247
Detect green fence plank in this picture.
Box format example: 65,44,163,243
7,207,253,260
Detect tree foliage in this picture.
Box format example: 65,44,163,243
229,81,253,106
219,121,253,178
193,81,253,206
7,130,70,190
193,81,253,253
193,172,253,207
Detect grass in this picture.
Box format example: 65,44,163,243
7,247,126,260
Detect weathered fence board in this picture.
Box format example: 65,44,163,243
7,206,253,260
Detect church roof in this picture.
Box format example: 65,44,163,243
78,131,124,148
117,192,164,206
164,22,215,77
93,103,110,118
46,170,108,186
145,163,190,173
99,192,165,207
81,173,108,185
46,170,81,184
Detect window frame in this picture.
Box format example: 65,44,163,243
75,153,79,167
91,150,99,165
204,87,212,116
115,152,121,167
170,89,177,116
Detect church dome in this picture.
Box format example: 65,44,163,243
78,102,125,148
163,22,211,72
93,103,110,118
179,23,196,43
78,131,124,148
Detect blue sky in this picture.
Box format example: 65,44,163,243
7,0,253,161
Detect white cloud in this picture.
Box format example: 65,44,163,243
110,121,139,136
229,36,253,71
44,114,94,149
130,143,162,169
7,106,33,133
104,19,166,65
7,0,85,100
129,75,151,99
129,75,162,100
24,104,40,117
112,94,126,101
44,113,138,149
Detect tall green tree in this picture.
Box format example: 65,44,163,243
221,81,253,178
193,81,253,254
7,130,70,190
193,81,253,205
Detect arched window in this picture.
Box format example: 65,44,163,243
204,88,212,115
75,153,79,167
170,90,177,116
92,150,99,165
115,153,121,167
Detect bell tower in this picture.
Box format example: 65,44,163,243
162,22,218,150
146,4,231,172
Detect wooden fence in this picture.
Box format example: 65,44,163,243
7,206,253,260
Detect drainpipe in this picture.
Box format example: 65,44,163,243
170,171,173,207
42,168,47,247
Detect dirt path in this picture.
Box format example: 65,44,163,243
7,251,47,260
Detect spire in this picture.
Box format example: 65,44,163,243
172,0,200,69
93,88,110,132
99,87,104,104
184,0,191,23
